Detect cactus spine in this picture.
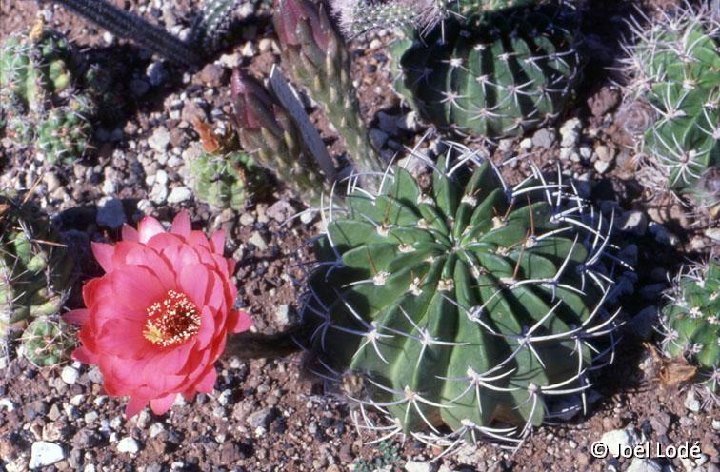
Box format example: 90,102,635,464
661,260,720,395
621,4,720,192
302,149,630,444
21,317,75,366
389,4,581,139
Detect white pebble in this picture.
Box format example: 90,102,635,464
29,442,65,468
116,437,139,454
60,366,79,385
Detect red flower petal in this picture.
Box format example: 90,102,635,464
171,211,191,237
210,229,226,255
125,395,149,418
149,393,177,416
194,367,217,393
91,242,115,273
64,308,89,325
121,224,140,242
230,309,253,333
138,216,166,243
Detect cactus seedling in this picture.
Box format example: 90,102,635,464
621,4,720,192
188,117,271,209
302,148,630,444
21,317,75,366
389,4,581,139
661,260,720,396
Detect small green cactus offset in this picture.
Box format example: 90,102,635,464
622,4,720,191
390,5,581,139
661,260,720,394
187,121,271,210
302,150,631,443
21,317,75,366
0,190,73,340
0,22,93,164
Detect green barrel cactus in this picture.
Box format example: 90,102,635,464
621,4,720,192
389,5,581,139
21,317,75,366
0,24,93,164
302,152,630,443
661,260,720,394
0,190,73,340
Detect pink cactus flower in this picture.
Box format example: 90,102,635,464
64,211,251,417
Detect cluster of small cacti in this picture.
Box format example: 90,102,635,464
302,149,633,443
661,260,720,395
389,4,581,139
621,4,720,195
0,190,74,366
21,317,75,366
0,23,93,164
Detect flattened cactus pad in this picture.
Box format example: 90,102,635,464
303,154,626,443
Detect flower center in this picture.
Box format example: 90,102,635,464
143,290,201,347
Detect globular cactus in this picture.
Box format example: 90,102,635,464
302,149,632,444
231,70,332,206
0,23,93,164
330,0,534,37
190,0,241,53
273,0,384,177
21,317,75,366
661,260,720,395
621,4,720,192
390,4,581,139
0,190,73,341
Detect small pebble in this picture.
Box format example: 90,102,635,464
117,437,140,454
60,366,79,385
29,442,65,468
167,186,193,204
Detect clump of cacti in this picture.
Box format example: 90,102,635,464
621,4,720,193
0,190,73,364
389,4,581,139
0,23,93,164
302,148,632,444
661,260,720,395
21,317,75,366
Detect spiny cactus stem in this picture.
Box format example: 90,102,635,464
42,0,202,67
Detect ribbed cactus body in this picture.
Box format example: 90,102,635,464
21,317,74,366
391,5,580,138
0,191,72,339
0,27,92,164
623,5,720,191
303,155,625,441
662,261,720,393
189,149,269,210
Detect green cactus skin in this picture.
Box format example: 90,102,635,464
0,191,73,340
302,151,630,443
622,5,720,191
0,27,93,164
390,5,581,139
661,260,720,394
330,0,535,37
274,0,384,177
190,0,241,53
189,149,270,210
21,317,75,367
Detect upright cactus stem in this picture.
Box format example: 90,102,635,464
273,0,384,177
43,0,202,67
231,70,331,206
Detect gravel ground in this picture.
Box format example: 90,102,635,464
1,0,719,471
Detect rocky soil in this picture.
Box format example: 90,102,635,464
1,0,718,471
